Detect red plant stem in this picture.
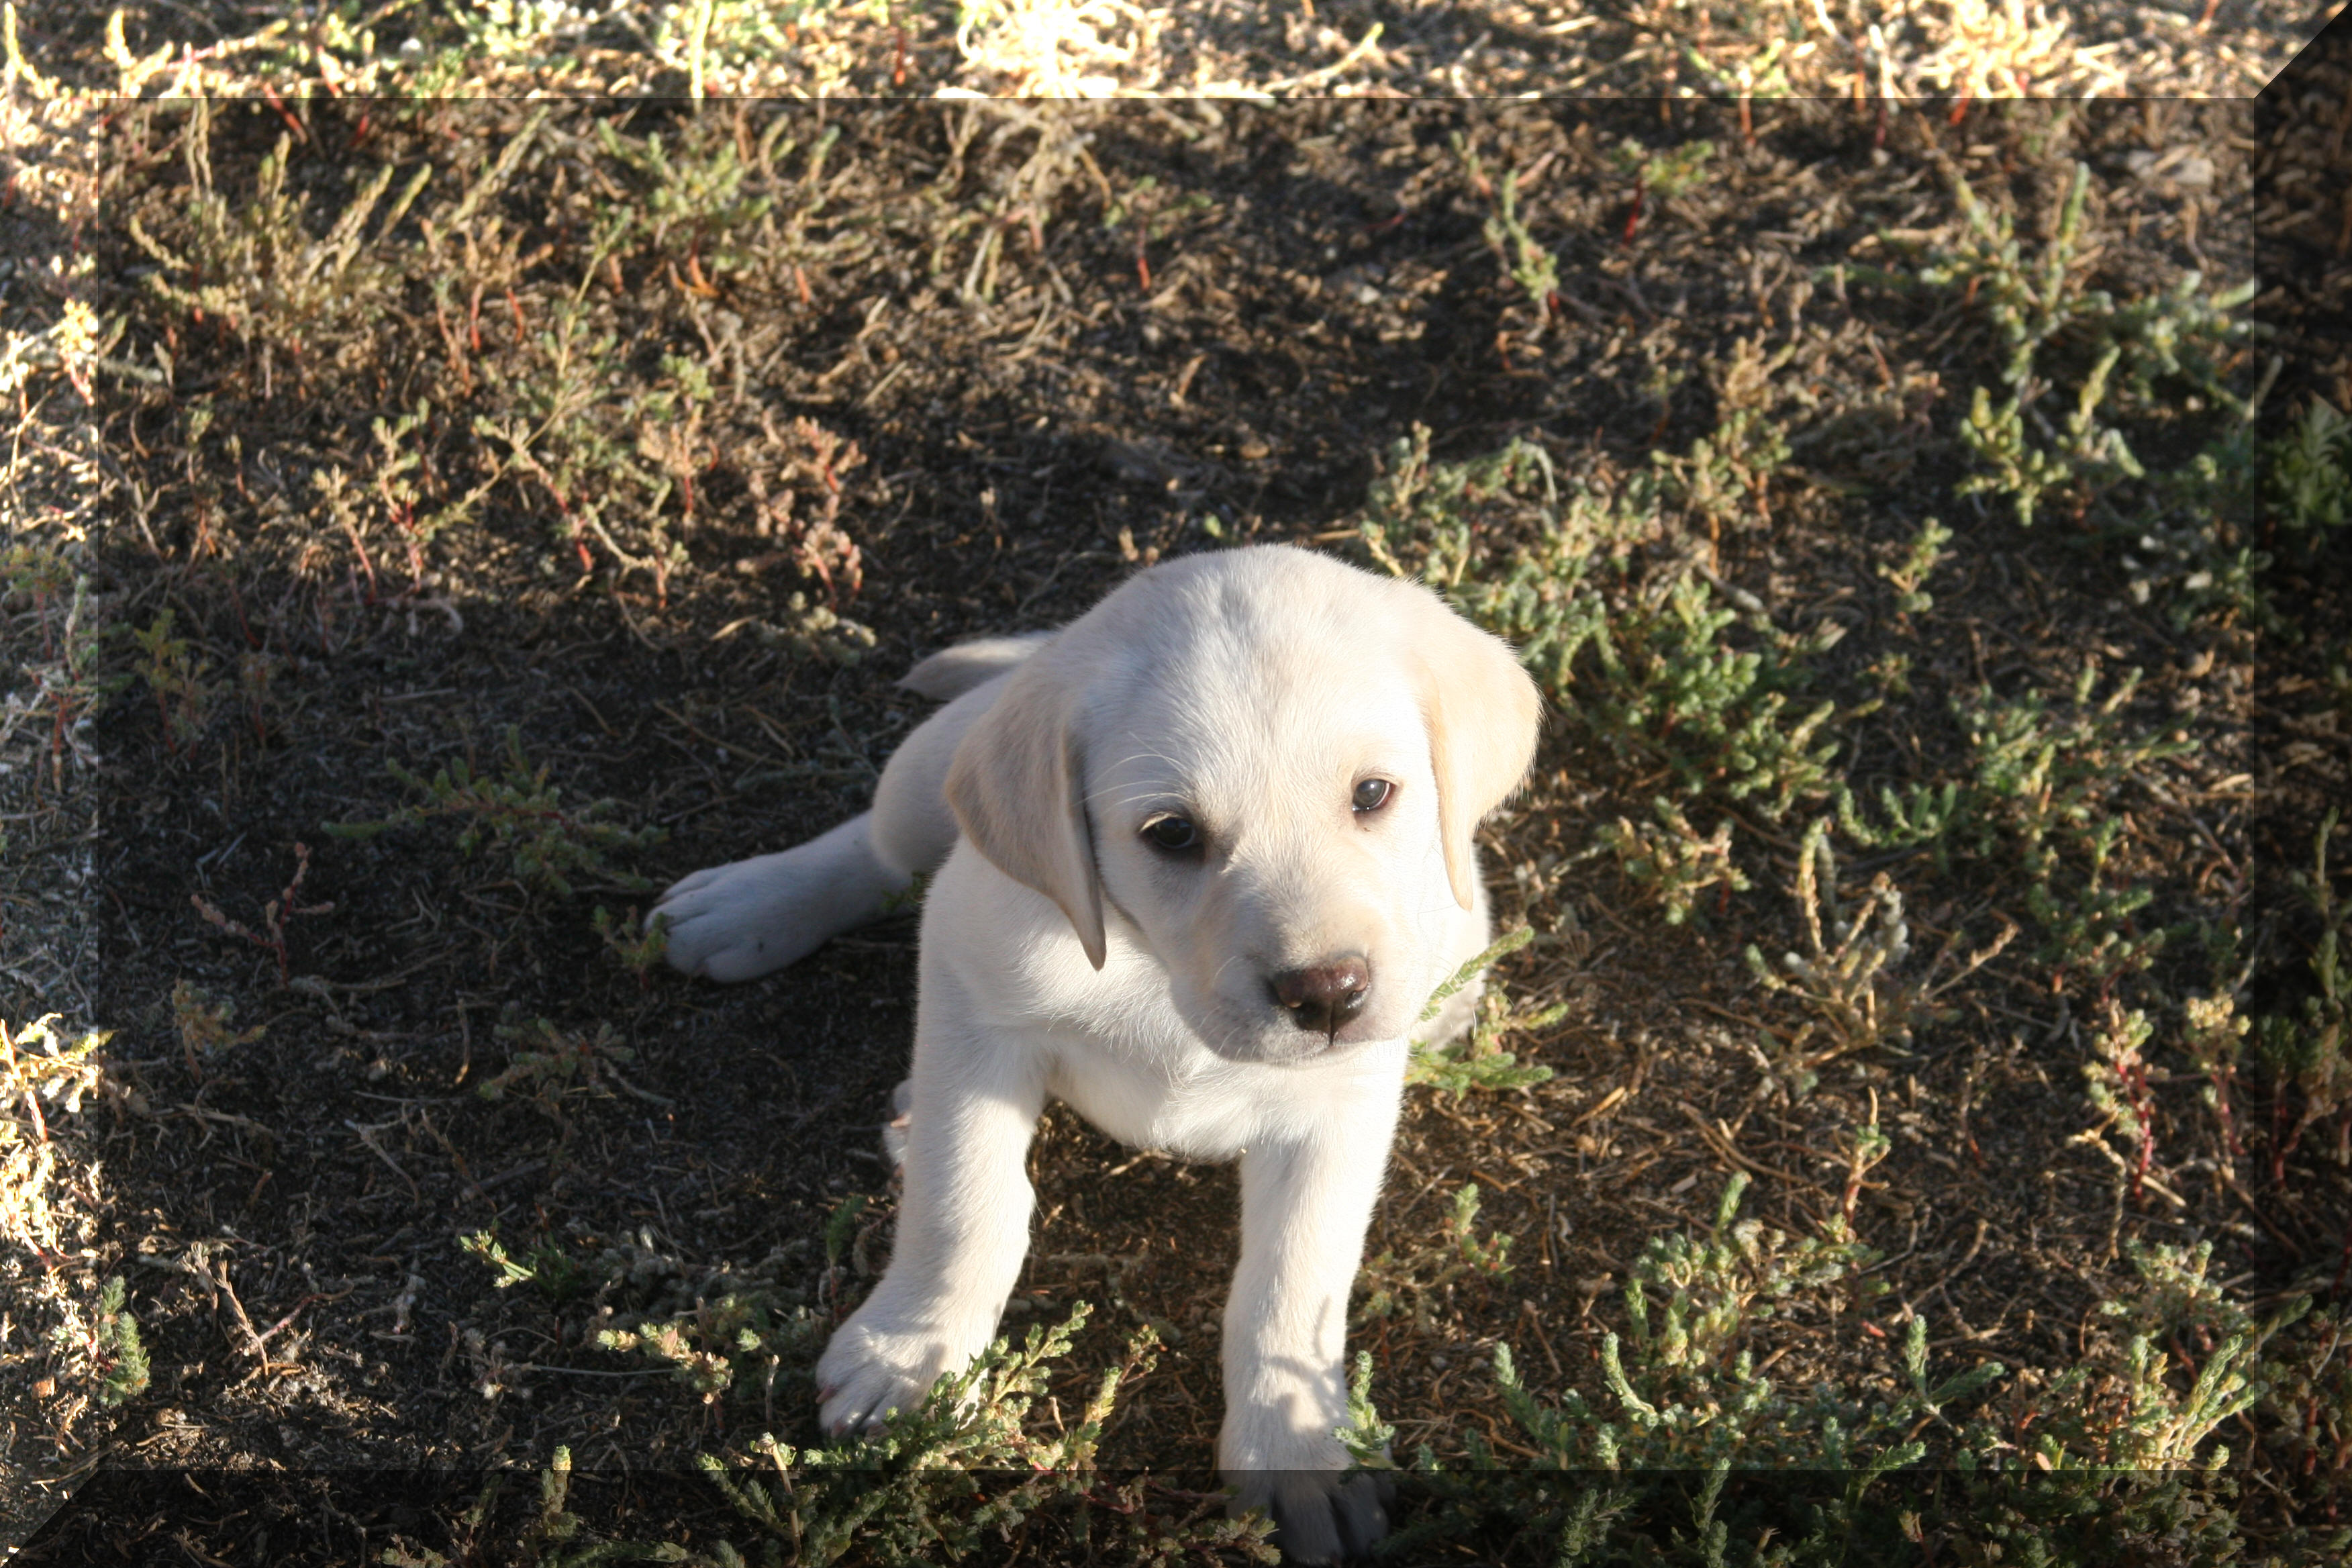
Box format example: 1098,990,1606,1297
228,577,258,648
340,513,380,603
1623,185,1645,245
259,84,307,142
395,503,425,588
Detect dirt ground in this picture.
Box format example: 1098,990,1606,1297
4,2,2352,1563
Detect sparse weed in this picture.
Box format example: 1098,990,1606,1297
1406,1003,1559,1096
2182,989,2251,1163
593,905,669,989
130,607,209,757
1589,574,1841,819
11,571,116,795
1957,660,2188,980
952,0,1171,98
189,841,332,987
1357,425,1576,594
1902,161,2261,525
1612,138,1714,245
1444,1182,1514,1279
311,402,446,593
2082,997,2159,1197
1683,32,1794,146
1,1017,113,1251
0,1016,109,1136
1358,402,1846,867
89,1275,149,1408
1877,516,1953,616
1455,136,1560,332
550,1226,838,1408
168,979,263,1078
507,1299,1274,1566
1357,1182,1515,1328
2269,396,2352,534
752,415,870,605
477,1018,665,1116
592,115,777,275
2252,1304,2352,1481
128,106,432,356
1877,158,2289,626
728,591,881,666
0,542,73,638
477,305,703,601
820,1189,875,1313
1366,418,1832,820
1346,1172,1959,1481
1600,799,1750,926
2251,810,2351,1182
2006,1237,2303,1470
1341,1194,2331,1560
1745,819,2013,1064
1408,926,1559,1096
3,1017,128,1431
326,726,663,898
460,1228,542,1293
1652,338,1798,536
877,869,931,918
1831,777,1963,856
1915,0,2074,103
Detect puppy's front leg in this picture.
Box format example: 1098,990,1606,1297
816,1022,1044,1435
1220,1067,1404,1564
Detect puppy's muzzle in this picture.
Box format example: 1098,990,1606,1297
1270,956,1371,1037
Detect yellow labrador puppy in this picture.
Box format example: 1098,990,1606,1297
654,545,1538,1561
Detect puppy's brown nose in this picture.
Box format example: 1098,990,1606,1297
1271,957,1371,1036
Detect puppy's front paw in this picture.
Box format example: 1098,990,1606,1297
1228,1469,1389,1565
814,1309,984,1436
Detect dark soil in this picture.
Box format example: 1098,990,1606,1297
5,17,2352,1561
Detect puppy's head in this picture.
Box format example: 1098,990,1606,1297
946,546,1540,1063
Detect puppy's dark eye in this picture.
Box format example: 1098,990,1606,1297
1352,779,1393,813
1143,815,1201,852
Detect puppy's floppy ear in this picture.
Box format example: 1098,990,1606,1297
1408,591,1543,911
944,656,1109,969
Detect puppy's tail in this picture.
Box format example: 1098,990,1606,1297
898,632,1055,701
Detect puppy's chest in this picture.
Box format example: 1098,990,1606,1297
1046,1040,1262,1162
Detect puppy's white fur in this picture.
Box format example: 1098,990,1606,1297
654,546,1538,1561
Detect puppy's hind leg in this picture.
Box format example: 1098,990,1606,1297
654,661,1025,983
654,814,909,982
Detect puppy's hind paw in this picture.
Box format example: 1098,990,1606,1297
650,816,902,983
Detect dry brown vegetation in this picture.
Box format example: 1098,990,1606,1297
4,1,2352,1563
